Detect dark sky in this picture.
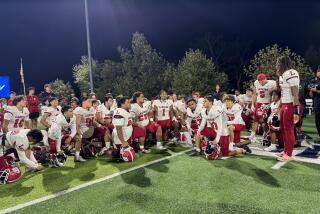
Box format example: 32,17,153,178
1,0,320,93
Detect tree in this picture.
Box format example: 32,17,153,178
50,79,75,100
73,32,174,99
172,49,228,95
244,44,313,86
72,56,99,93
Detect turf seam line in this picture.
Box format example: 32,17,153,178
0,148,193,214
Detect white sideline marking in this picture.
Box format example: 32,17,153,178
0,149,193,214
271,161,288,170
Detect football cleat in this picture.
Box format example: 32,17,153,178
264,144,277,152
74,155,86,163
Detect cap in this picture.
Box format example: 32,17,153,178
257,73,267,81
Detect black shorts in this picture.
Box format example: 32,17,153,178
29,112,40,120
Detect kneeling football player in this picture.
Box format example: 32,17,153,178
131,91,164,152
2,129,44,172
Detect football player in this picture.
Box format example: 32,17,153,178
112,96,133,149
186,98,202,136
3,95,31,133
223,95,246,149
131,91,164,151
73,96,99,162
277,56,300,161
153,90,179,142
2,129,44,172
48,105,77,155
238,88,254,129
195,95,222,153
40,97,60,130
250,73,277,141
265,90,281,152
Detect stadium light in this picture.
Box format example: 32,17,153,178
84,0,94,94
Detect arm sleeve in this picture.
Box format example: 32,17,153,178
69,119,77,138
214,114,222,143
4,111,13,121
198,111,207,133
16,149,39,169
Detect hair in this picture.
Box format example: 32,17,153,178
61,105,72,114
204,95,214,103
277,56,291,73
159,90,167,95
224,95,236,103
105,93,113,102
71,97,80,105
12,95,24,106
10,91,16,95
132,91,143,103
186,98,196,105
42,96,49,105
48,97,58,106
116,95,129,108
44,84,50,89
81,96,91,103
246,88,254,92
91,99,99,105
27,129,44,142
27,87,35,93
272,90,281,97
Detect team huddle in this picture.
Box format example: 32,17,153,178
0,56,301,184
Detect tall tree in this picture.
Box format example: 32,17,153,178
172,49,228,95
244,44,313,86
50,79,75,100
305,45,320,71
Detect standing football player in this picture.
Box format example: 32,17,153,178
250,73,277,141
131,91,164,151
40,97,60,130
3,95,31,133
277,56,300,161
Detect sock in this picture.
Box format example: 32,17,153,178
76,151,80,157
183,132,192,145
157,142,162,147
250,131,255,138
229,142,234,151
140,145,144,150
105,142,111,149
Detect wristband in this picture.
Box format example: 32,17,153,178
294,105,299,115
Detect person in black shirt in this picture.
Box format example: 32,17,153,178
309,67,320,137
213,84,221,101
39,83,56,103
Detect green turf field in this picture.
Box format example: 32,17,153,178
1,115,319,213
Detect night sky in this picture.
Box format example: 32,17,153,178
1,0,320,93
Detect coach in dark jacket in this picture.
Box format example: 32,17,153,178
213,84,221,100
39,83,56,103
309,68,320,136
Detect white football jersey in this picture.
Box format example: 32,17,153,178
152,99,173,121
73,107,95,134
269,101,280,119
238,94,253,109
198,105,223,142
43,106,60,125
112,108,133,144
6,129,30,151
48,114,76,140
279,69,300,103
223,103,245,125
174,100,186,113
97,104,115,121
130,103,150,127
254,80,277,104
4,106,30,132
186,107,202,127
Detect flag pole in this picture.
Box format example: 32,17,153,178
84,0,94,94
20,58,26,96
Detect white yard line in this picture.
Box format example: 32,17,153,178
0,148,193,214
